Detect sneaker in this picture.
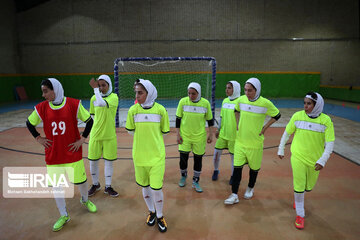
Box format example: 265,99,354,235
52,215,70,232
146,211,156,226
224,193,239,205
192,181,203,193
244,187,254,199
295,216,305,229
104,186,119,197
229,176,233,185
88,183,101,197
80,198,97,213
157,217,168,233
178,176,187,187
293,202,296,209
212,170,219,181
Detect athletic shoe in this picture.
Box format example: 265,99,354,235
295,216,305,229
80,198,97,213
212,170,219,181
293,202,296,209
104,186,119,197
244,187,254,199
192,181,203,193
178,176,187,187
146,211,156,226
52,215,70,232
88,183,101,197
229,176,233,185
224,193,239,205
157,217,168,233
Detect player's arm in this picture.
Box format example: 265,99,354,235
176,116,183,144
277,130,291,159
207,118,214,143
69,103,93,152
89,78,107,107
26,110,52,148
215,117,222,138
260,111,281,136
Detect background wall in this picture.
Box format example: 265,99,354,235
0,0,359,103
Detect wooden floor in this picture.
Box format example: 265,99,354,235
0,127,360,240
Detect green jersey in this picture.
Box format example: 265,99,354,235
235,95,279,149
176,97,213,141
126,103,170,166
219,97,240,141
286,110,335,166
89,93,118,140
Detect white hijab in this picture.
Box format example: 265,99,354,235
48,78,64,105
138,79,157,108
245,78,261,102
305,92,324,118
188,82,201,102
97,74,113,97
228,81,241,100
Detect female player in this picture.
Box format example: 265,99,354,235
278,92,335,230
88,75,119,197
176,82,214,193
212,81,241,184
26,78,96,232
126,79,170,233
225,78,281,204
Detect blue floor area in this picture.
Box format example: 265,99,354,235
1,99,359,122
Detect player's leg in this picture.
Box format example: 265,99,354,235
179,140,191,187
212,137,226,180
228,140,235,185
103,138,119,197
88,138,102,196
291,155,307,229
192,138,206,192
244,148,263,199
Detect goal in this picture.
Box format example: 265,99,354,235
113,57,217,127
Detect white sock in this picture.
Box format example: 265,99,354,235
142,187,155,213
90,161,99,185
104,160,113,187
53,186,68,216
230,154,234,175
294,192,305,217
213,149,222,171
78,181,89,203
152,189,164,218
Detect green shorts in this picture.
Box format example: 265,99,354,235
178,136,207,156
234,144,263,171
215,137,235,154
88,137,117,161
47,159,87,185
134,164,165,190
291,155,320,192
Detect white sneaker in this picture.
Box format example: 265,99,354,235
224,193,239,205
244,187,254,199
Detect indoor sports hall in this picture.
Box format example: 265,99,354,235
1,1,359,240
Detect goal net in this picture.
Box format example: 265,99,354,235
114,57,216,127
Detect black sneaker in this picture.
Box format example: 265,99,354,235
157,217,168,233
88,183,101,197
104,186,119,197
146,211,156,226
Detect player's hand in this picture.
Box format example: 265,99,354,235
68,137,86,152
36,136,52,148
177,134,183,144
89,78,99,89
215,130,219,139
207,134,213,143
315,163,323,171
278,155,284,159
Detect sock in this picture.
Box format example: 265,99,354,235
78,181,89,203
181,169,187,177
104,160,113,187
53,186,68,216
142,187,155,213
193,170,201,183
230,154,234,175
294,192,305,217
213,149,222,171
90,160,99,185
151,189,164,218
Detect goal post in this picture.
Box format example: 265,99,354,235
113,57,217,127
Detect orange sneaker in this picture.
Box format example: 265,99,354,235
295,216,304,229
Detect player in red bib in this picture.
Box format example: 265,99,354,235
26,78,97,232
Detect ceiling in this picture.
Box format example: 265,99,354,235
14,0,52,12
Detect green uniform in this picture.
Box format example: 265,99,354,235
88,93,118,160
286,110,335,192
234,95,280,170
176,97,213,155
